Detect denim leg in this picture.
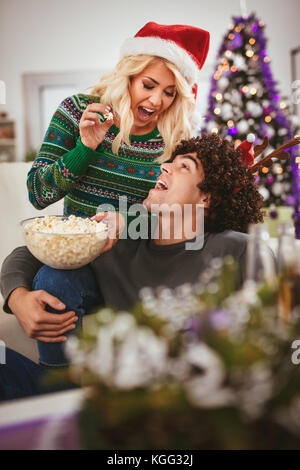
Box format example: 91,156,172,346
32,265,102,367
0,348,76,402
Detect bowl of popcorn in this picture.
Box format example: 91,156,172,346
20,215,108,269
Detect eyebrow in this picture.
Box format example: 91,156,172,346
144,76,176,88
178,154,199,168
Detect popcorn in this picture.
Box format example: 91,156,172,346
22,215,108,269
99,111,114,123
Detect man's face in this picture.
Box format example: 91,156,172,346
143,152,209,211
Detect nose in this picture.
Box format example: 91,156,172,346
149,89,163,108
160,162,172,174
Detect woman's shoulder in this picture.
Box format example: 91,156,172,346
59,93,101,113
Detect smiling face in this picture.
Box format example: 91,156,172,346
143,152,210,211
129,60,177,135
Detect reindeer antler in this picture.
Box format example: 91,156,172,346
250,136,300,173
253,136,269,158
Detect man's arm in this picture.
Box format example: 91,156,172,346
0,246,78,343
0,246,42,312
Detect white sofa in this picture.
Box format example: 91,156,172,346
0,162,63,363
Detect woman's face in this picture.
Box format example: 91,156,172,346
129,60,177,135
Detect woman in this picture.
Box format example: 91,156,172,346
27,22,210,218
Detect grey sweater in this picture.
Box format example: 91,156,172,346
0,231,250,313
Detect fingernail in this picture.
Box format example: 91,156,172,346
57,302,65,308
105,106,111,111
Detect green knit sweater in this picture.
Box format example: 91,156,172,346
27,94,164,218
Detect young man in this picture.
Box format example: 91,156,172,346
0,134,266,400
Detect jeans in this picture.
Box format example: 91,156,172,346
33,264,102,367
0,347,77,402
0,265,101,401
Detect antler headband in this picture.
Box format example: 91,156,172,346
233,134,300,194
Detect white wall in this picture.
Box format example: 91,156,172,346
0,0,299,160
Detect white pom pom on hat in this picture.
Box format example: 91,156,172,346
247,133,255,143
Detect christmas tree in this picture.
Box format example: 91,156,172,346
202,13,300,237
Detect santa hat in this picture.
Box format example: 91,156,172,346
120,22,210,91
232,134,256,195
236,133,255,168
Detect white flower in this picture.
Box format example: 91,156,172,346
234,363,273,419
184,342,234,408
114,327,168,389
87,313,136,380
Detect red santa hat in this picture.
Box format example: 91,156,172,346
236,133,255,168
232,134,256,195
120,22,210,91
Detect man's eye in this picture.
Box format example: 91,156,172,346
182,163,189,170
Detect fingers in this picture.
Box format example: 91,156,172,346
38,310,78,325
36,315,79,331
83,104,113,123
38,290,66,310
36,323,77,337
91,212,106,222
35,335,68,343
85,103,111,113
101,239,114,254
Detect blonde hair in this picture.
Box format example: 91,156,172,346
89,55,195,162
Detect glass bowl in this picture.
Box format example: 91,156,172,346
20,215,108,270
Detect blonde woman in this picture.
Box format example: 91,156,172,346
27,22,210,218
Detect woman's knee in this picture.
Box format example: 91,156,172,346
32,264,98,299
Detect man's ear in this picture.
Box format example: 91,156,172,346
198,193,210,209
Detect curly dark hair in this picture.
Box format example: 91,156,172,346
171,133,264,233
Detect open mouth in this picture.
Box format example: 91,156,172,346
138,106,155,121
155,179,168,191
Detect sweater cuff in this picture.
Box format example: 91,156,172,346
61,137,99,177
2,283,31,315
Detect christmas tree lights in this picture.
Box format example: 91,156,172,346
202,13,300,237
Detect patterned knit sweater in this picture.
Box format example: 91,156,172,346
27,94,164,218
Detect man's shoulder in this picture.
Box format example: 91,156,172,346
206,230,249,256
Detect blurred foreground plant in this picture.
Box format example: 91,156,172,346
62,257,300,449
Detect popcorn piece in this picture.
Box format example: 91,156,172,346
99,111,114,123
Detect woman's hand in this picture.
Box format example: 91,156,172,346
8,287,78,343
91,211,125,254
79,103,114,151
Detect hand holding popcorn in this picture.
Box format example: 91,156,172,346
91,211,125,254
79,103,114,150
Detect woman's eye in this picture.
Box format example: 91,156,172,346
143,83,154,90
165,91,175,98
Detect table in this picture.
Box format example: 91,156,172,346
0,388,86,449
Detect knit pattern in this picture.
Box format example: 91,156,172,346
27,94,164,217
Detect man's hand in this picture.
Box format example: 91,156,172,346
92,211,125,254
8,287,78,343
